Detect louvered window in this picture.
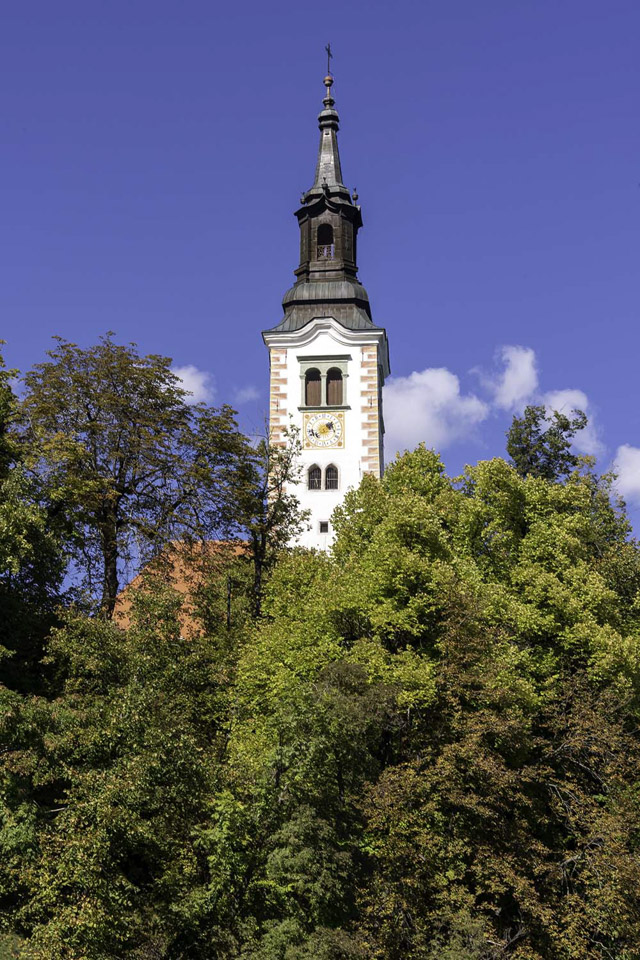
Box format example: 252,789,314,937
305,369,321,406
326,368,343,405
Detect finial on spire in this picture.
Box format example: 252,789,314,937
323,44,335,107
323,73,334,108
306,45,349,198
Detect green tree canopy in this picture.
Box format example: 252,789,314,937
0,349,65,693
1,583,235,958
19,335,242,616
4,393,640,958
506,404,588,480
214,447,640,958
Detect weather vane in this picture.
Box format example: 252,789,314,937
325,42,333,75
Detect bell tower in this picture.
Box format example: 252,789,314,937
263,71,390,550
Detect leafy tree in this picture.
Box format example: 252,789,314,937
0,340,304,954
0,348,15,477
0,349,66,953
7,435,640,958
0,933,34,958
506,404,588,480
2,581,236,959
219,447,640,957
225,426,308,617
19,335,241,616
0,349,64,692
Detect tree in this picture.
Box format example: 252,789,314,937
7,438,640,958
506,404,588,480
0,347,15,478
1,582,235,959
220,448,640,957
19,335,241,617
0,349,66,954
224,425,308,618
0,348,64,692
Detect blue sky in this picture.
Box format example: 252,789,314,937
2,1,639,522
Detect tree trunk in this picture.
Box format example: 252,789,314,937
100,508,119,618
251,531,266,619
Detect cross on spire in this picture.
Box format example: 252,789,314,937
325,42,333,75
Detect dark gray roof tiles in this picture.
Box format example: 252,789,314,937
266,303,383,336
282,279,370,306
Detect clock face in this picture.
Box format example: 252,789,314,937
304,411,344,448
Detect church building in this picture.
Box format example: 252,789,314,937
263,72,390,550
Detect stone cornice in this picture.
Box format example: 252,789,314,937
263,317,390,378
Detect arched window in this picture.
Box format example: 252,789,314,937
308,465,322,490
325,465,338,490
326,368,343,405
305,368,321,406
317,223,334,259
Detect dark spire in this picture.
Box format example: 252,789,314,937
313,75,344,190
264,67,382,335
304,74,351,204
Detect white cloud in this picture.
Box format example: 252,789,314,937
171,365,215,404
384,367,489,457
482,344,602,457
382,347,603,464
489,345,538,411
234,385,260,405
613,445,640,505
542,388,603,456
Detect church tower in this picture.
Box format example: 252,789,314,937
263,72,390,550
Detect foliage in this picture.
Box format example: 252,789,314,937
506,404,588,480
225,426,308,617
0,933,34,959
214,446,640,957
0,349,16,478
4,370,640,957
0,350,64,692
1,581,238,958
18,335,242,616
0,336,307,954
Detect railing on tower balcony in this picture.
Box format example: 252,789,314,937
316,223,335,261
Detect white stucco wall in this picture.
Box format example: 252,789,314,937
264,317,389,551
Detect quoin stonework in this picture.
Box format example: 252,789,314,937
263,71,390,550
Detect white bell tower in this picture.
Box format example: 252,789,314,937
263,73,390,550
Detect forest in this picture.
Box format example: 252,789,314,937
1,337,640,959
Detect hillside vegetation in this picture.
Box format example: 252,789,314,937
2,341,640,958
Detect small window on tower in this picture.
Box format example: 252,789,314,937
326,368,343,405
305,368,322,406
317,223,334,259
319,521,330,534
308,465,322,490
325,465,338,490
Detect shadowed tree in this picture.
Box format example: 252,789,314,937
506,403,588,480
0,348,64,691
